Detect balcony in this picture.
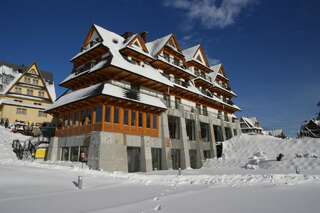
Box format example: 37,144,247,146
153,55,196,79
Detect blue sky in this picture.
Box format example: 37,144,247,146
0,0,319,136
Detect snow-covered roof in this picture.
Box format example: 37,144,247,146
146,34,172,56
241,117,263,130
65,25,173,88
47,82,167,111
0,64,56,101
264,129,285,137
182,44,200,61
211,64,222,72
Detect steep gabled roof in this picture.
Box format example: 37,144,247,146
182,44,209,66
3,63,56,102
146,34,173,56
65,24,173,88
182,44,200,61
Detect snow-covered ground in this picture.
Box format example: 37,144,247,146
1,127,320,213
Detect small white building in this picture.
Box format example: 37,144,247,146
240,117,263,134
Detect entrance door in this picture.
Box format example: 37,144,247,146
216,143,223,158
189,150,197,169
171,149,181,170
127,147,141,172
151,148,162,170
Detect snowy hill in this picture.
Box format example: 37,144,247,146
0,126,29,161
204,134,320,172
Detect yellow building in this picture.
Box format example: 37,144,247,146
0,62,56,125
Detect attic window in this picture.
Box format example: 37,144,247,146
112,38,119,44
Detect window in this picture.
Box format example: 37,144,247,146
32,78,39,85
233,129,238,136
152,114,157,129
163,94,171,108
27,89,33,96
168,116,180,139
24,77,31,83
61,147,70,161
131,110,136,126
70,146,79,162
38,91,45,97
175,97,181,109
34,102,41,105
105,105,111,123
81,110,86,125
196,104,201,114
87,109,92,125
146,112,151,128
114,107,119,123
74,112,80,126
38,111,47,117
15,87,22,94
123,109,129,125
16,108,27,115
14,99,22,103
202,106,208,116
95,106,102,123
186,119,196,141
200,122,210,142
138,112,143,127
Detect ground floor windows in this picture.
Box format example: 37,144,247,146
233,129,238,136
151,148,162,170
168,116,180,139
60,146,88,162
70,146,79,162
171,149,181,170
61,147,69,161
127,147,141,172
203,150,212,160
189,149,197,169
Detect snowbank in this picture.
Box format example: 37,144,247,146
0,126,29,161
204,134,320,172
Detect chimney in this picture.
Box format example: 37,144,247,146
139,32,148,42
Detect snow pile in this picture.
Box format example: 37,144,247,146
0,126,29,161
244,151,268,169
204,134,320,172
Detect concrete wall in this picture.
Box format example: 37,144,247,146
48,108,241,173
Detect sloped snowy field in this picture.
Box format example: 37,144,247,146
203,134,320,173
1,127,320,212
